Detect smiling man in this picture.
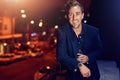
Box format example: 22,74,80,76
56,0,103,80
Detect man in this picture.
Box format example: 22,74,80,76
56,0,103,80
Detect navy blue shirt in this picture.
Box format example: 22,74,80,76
75,27,85,57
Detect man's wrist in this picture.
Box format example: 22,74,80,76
77,63,82,67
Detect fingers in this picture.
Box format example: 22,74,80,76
77,57,87,63
83,71,91,78
82,70,91,78
79,64,91,78
77,55,89,63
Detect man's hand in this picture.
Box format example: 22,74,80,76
77,54,89,63
78,64,91,78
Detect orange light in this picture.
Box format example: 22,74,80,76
30,20,34,24
46,66,51,70
42,31,46,36
3,43,7,46
54,39,57,43
20,9,25,13
27,41,30,45
21,14,26,18
54,25,58,29
39,20,43,27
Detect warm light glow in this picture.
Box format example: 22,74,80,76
5,0,22,3
42,31,46,36
20,9,25,13
39,20,43,27
5,0,9,2
54,39,57,44
27,41,30,45
3,43,7,46
46,66,51,70
54,25,59,29
87,13,90,17
18,43,21,46
21,14,26,18
0,20,2,23
30,20,34,24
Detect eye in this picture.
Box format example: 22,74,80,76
68,13,73,17
76,12,80,16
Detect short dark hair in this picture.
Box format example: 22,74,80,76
65,0,84,14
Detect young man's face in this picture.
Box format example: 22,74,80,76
68,5,84,29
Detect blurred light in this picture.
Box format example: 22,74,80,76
15,0,19,2
5,0,23,3
27,41,30,45
31,32,36,36
87,13,90,17
30,20,34,24
50,33,54,36
21,14,26,18
3,43,7,46
20,9,25,13
46,66,51,70
83,20,87,23
18,43,21,46
5,0,21,3
54,25,59,29
42,31,46,36
54,39,57,44
0,20,2,23
5,0,9,2
39,20,43,27
65,15,67,19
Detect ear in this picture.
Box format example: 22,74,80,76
82,13,84,19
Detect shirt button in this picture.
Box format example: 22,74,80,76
74,69,77,72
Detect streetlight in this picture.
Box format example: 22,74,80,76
21,13,27,18
20,9,25,13
39,19,43,27
30,20,34,24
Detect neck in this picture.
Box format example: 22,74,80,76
73,26,82,37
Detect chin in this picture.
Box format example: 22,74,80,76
73,25,79,28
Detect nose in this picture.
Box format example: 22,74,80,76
73,14,77,20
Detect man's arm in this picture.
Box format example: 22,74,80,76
88,30,103,63
78,63,91,77
56,29,79,72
